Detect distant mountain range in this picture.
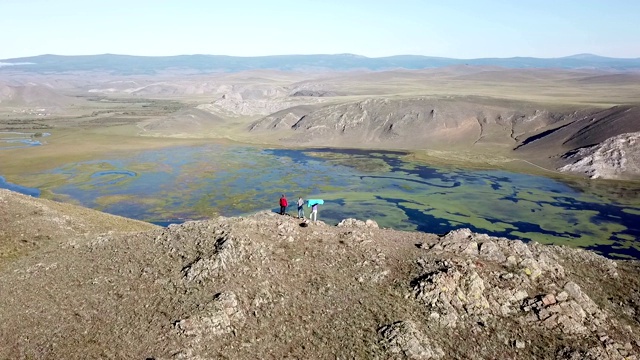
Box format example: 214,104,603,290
1,53,639,74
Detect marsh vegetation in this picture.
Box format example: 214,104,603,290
1,66,639,259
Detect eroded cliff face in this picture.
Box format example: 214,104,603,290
559,132,640,179
0,189,639,359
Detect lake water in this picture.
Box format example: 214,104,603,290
0,131,50,149
3,144,640,259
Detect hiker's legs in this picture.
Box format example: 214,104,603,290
280,206,286,215
298,207,304,218
311,211,317,222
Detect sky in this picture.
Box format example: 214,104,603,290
0,0,639,59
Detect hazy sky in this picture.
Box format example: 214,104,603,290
1,0,638,59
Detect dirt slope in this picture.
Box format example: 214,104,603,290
0,189,157,268
0,83,80,108
139,107,227,136
0,189,639,359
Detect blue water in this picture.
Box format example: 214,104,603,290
2,144,639,259
0,131,50,149
0,176,40,197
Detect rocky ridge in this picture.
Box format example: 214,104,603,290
0,189,639,359
249,97,578,149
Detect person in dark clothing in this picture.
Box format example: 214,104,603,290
279,194,288,215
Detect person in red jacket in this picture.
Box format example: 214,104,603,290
279,194,288,215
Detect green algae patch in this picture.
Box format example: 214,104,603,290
317,185,343,193
10,173,69,190
7,143,639,259
49,192,83,206
95,195,162,208
128,162,172,173
213,190,261,214
613,233,636,241
303,151,392,173
622,208,640,216
604,253,637,260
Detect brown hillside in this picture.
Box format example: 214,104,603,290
515,106,640,156
0,189,638,359
250,97,584,150
0,83,80,108
0,189,157,268
139,107,226,135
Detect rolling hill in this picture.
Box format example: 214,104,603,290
1,53,640,74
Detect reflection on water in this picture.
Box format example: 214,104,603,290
2,144,639,259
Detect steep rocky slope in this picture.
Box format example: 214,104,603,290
559,132,640,179
515,106,640,179
516,106,640,155
247,104,321,131
0,189,639,359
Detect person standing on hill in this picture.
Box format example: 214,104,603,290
279,194,288,215
311,202,319,222
297,196,305,219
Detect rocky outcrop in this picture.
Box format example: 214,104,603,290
559,132,640,179
337,218,379,228
246,105,317,131
175,292,245,338
378,321,445,359
399,228,635,359
413,229,615,340
195,85,324,117
514,106,640,179
290,90,337,97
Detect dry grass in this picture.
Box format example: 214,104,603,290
0,193,638,359
1,67,639,182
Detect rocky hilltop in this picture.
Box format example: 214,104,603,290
1,189,639,359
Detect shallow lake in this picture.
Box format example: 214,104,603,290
3,144,640,259
0,131,50,150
